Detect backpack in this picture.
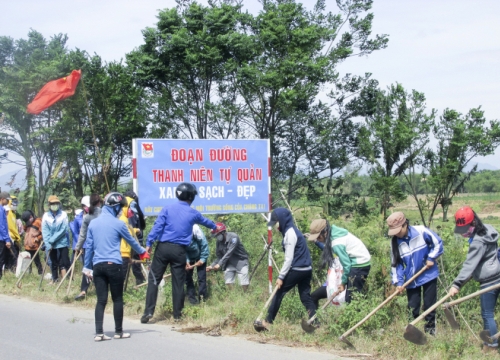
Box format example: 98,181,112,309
24,220,42,251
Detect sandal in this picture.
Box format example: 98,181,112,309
74,292,86,301
114,333,131,339
94,334,111,342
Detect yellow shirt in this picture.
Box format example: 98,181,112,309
119,197,139,258
7,208,20,244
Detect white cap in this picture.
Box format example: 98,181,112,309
81,196,90,207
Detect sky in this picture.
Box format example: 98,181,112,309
1,0,500,186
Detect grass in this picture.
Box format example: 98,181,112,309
2,193,500,359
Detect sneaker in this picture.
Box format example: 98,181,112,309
141,314,154,324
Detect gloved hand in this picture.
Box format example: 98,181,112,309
139,251,150,261
41,243,46,251
82,268,93,280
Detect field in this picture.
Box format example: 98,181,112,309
2,193,500,359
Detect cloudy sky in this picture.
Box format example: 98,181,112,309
2,0,500,183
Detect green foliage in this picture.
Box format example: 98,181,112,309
465,170,500,193
426,108,500,222
353,82,436,218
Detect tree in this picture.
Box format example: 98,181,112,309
426,108,500,222
127,1,248,140
0,31,69,213
353,82,435,218
57,52,150,195
236,0,388,182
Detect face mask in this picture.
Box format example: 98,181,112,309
82,206,89,214
461,226,475,238
127,208,135,218
50,204,59,212
11,205,17,211
216,234,224,242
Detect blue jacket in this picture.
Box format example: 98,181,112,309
84,206,145,268
0,206,10,242
41,209,69,250
186,225,209,263
70,212,84,250
391,225,444,289
146,201,216,247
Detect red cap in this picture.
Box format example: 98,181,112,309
211,222,227,235
454,206,475,234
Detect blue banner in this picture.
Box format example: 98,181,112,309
133,139,271,215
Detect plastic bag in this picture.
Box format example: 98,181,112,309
15,251,31,278
326,257,346,306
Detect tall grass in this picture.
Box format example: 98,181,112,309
2,194,500,359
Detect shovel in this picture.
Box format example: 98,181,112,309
339,265,429,348
16,242,44,288
442,282,500,330
403,293,453,345
301,289,342,333
253,285,280,332
38,249,52,291
54,251,82,294
134,273,171,289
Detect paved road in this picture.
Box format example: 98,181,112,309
0,294,346,360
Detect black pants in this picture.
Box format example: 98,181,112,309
0,242,9,279
346,265,370,303
311,285,327,310
266,269,316,323
6,242,19,270
49,247,70,281
121,256,146,286
93,262,124,334
186,260,207,303
144,242,186,319
406,278,437,332
26,249,43,275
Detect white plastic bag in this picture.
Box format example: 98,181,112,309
16,251,31,278
326,257,346,306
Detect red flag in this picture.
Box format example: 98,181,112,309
27,69,82,114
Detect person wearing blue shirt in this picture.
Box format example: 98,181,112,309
0,191,12,280
83,192,149,341
185,224,210,304
387,211,444,336
141,183,216,323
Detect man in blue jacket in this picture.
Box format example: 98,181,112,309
185,224,209,304
387,211,444,335
0,191,12,279
142,183,216,323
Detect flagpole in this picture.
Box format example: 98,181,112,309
80,77,110,193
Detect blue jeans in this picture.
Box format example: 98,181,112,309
480,281,500,347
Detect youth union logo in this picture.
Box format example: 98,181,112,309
142,143,154,158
